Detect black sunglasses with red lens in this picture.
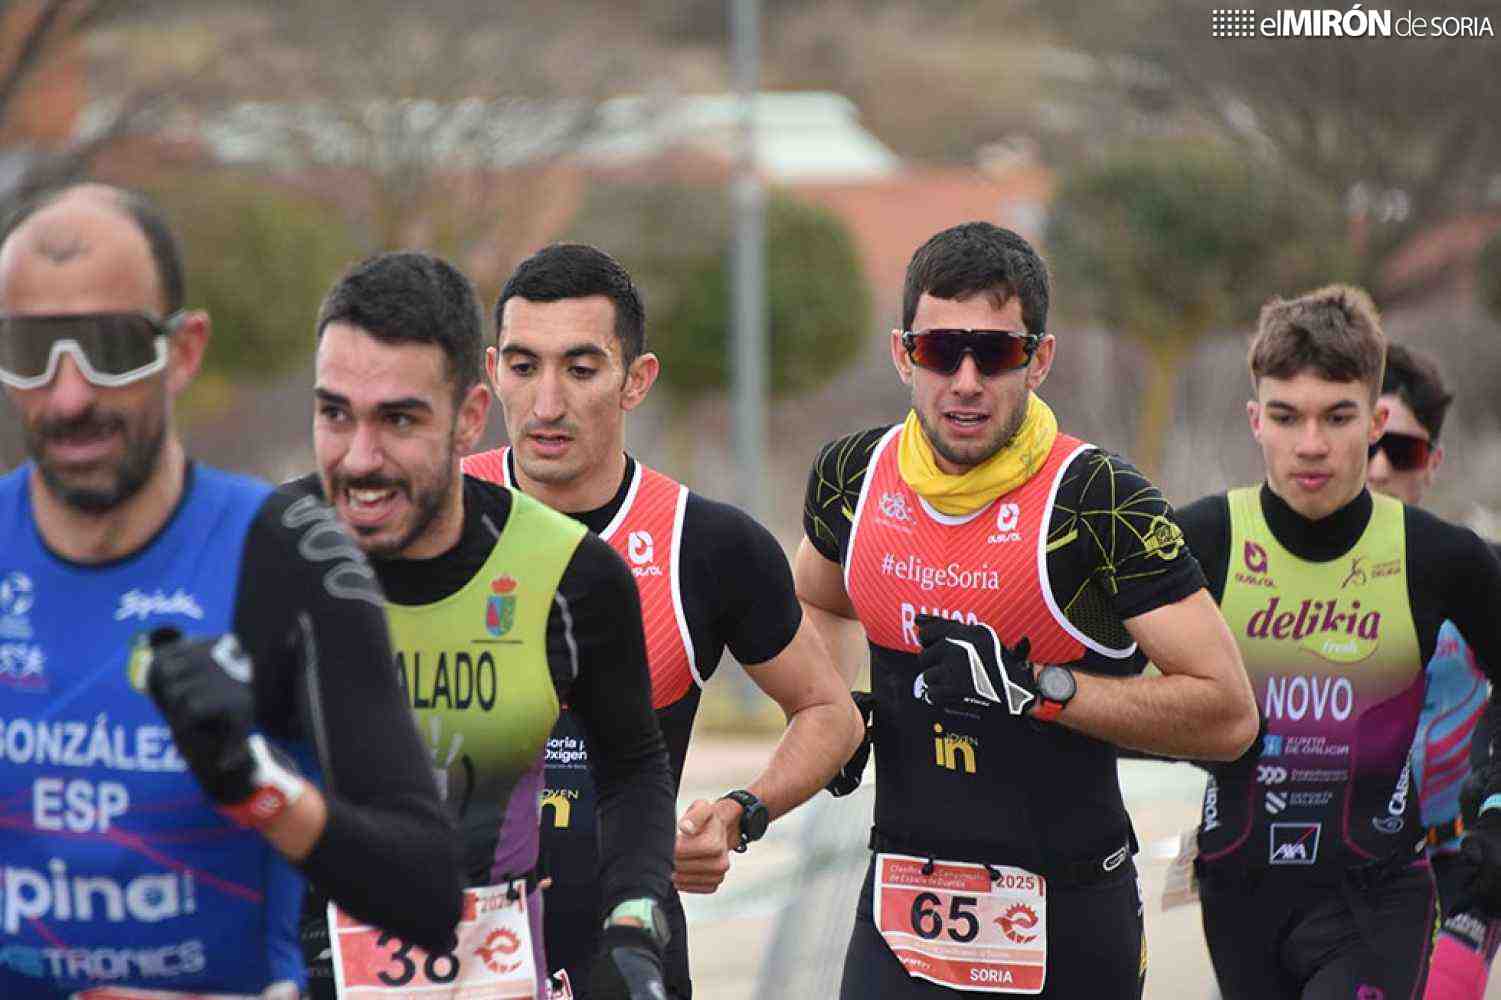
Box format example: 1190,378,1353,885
901,328,1041,377
1368,432,1432,472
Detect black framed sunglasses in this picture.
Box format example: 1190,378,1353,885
901,328,1041,377
0,311,183,389
1368,431,1433,472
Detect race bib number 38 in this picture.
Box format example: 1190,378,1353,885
875,853,1047,995
328,883,537,999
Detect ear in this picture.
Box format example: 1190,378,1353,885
1429,443,1445,477
485,345,499,390
165,310,210,397
890,329,913,385
1369,400,1389,443
1025,335,1055,390
453,381,492,454
1246,399,1263,441
622,351,659,413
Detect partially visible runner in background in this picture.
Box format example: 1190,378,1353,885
1368,342,1500,1000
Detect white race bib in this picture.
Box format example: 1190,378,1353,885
328,883,538,998
874,852,1047,994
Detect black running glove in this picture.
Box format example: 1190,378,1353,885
144,627,308,827
912,615,1039,716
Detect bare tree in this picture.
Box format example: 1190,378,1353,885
1029,0,1501,306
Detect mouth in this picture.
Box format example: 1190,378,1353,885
338,484,406,529
941,410,991,437
1290,471,1332,491
42,425,121,465
527,430,574,459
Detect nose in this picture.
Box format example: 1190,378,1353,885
1294,420,1329,458
948,353,985,395
341,420,386,479
43,354,99,418
532,368,567,423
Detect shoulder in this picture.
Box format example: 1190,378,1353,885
462,448,508,485
461,473,518,523
683,491,780,556
810,426,896,483
1403,503,1496,564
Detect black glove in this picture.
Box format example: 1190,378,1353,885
588,924,668,1000
827,690,875,797
145,627,307,826
1451,762,1501,916
912,615,1039,716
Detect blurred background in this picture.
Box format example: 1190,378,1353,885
2,0,1499,994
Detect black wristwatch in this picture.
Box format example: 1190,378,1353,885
1031,664,1077,722
721,789,769,852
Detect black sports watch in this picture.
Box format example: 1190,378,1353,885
720,789,769,852
1031,665,1077,722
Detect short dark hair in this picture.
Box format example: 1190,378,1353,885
316,251,483,403
1382,342,1454,440
902,222,1050,337
496,243,646,366
1248,284,1386,401
0,183,185,315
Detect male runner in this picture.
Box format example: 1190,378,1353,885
795,221,1258,998
0,186,461,999
465,243,862,998
290,251,676,1000
1367,343,1500,997
1176,286,1501,999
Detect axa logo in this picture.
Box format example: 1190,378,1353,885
996,904,1038,944
1268,822,1321,865
932,723,978,773
114,588,203,622
987,502,1022,544
1244,540,1269,574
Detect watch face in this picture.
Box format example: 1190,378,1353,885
744,803,769,840
1037,666,1075,703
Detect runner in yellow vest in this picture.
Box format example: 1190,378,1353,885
1173,285,1501,999
290,251,675,1000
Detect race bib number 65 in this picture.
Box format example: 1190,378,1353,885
328,883,537,998
875,853,1047,994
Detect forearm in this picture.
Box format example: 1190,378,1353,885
745,698,863,821
1055,669,1255,761
595,737,676,907
301,791,463,952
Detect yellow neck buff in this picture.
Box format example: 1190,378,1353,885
897,394,1059,515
